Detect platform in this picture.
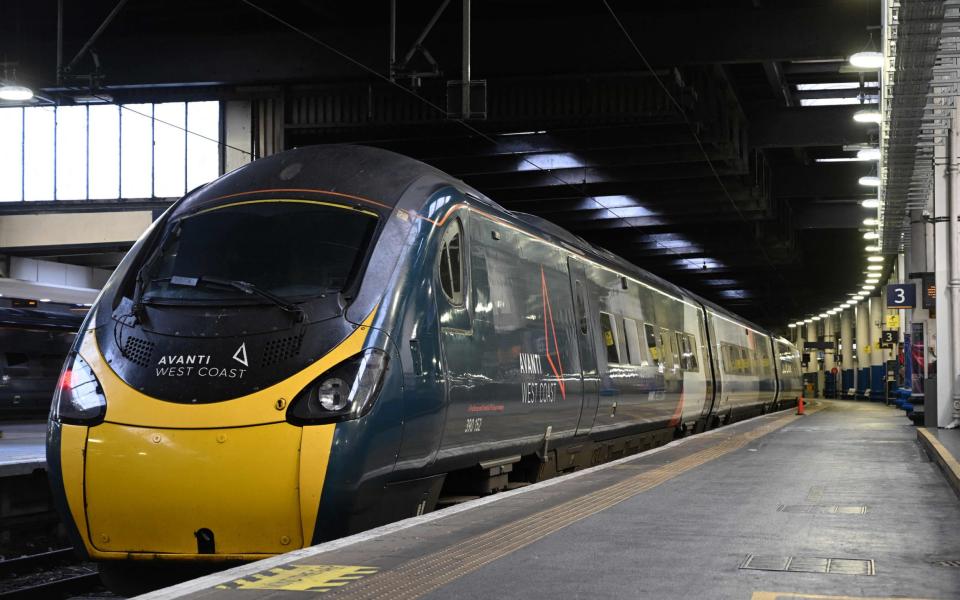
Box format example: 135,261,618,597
143,401,960,600
917,427,960,500
0,422,46,477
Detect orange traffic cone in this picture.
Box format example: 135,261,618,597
797,395,805,416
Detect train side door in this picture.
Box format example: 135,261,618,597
568,257,599,436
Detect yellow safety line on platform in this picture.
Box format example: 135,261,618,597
309,407,820,600
751,592,935,600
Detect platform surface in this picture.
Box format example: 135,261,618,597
144,401,960,600
0,422,46,476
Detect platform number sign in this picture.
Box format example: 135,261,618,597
880,329,899,348
886,283,916,309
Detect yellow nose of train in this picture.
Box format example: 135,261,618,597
52,312,375,561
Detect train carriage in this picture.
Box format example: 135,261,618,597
45,145,801,592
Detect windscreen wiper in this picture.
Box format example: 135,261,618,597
168,275,306,321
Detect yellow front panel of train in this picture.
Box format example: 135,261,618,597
85,422,303,555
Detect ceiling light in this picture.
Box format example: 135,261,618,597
857,148,881,161
863,218,879,226
812,316,821,321
867,255,883,262
862,199,880,208
852,296,864,302
864,231,879,239
818,312,828,318
827,310,838,315
859,176,880,187
804,319,813,324
849,51,884,69
38,298,51,302
0,84,34,101
788,323,797,328
862,285,875,291
867,264,883,271
853,109,882,123
865,244,881,251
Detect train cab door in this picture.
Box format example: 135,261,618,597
568,257,599,436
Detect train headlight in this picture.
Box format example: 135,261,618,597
52,353,106,425
287,348,389,424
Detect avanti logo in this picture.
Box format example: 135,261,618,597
233,343,249,367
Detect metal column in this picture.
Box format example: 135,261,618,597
855,301,871,399
840,308,854,398
823,316,836,398
869,296,885,401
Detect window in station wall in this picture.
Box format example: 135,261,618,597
0,100,221,202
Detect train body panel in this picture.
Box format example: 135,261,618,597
45,145,802,573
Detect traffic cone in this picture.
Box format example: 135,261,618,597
796,395,805,416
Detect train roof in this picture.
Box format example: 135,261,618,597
175,144,774,340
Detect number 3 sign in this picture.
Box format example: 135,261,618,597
886,283,916,309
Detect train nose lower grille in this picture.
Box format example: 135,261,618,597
122,336,154,368
261,334,304,367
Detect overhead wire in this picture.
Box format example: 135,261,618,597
237,0,707,271
601,0,794,316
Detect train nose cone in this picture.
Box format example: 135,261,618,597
84,423,307,556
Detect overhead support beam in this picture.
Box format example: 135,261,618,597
749,105,873,148
0,211,153,252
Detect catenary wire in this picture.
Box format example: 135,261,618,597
237,0,708,272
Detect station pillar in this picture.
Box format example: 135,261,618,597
805,321,818,396
855,300,871,399
840,308,854,398
869,296,885,401
823,315,836,398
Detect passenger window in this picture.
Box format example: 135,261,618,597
643,323,661,366
623,317,644,366
438,219,464,305
574,280,587,335
599,312,621,364
678,333,699,372
660,328,680,369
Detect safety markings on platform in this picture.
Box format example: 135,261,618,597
319,408,815,599
751,593,935,600
216,565,378,592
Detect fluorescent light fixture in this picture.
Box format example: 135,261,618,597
857,148,881,161
865,244,881,251
800,97,877,107
867,255,884,262
853,109,882,123
862,285,875,291
827,310,838,315
859,176,880,187
796,82,879,91
72,94,114,104
852,295,864,301
500,130,546,136
862,199,880,208
863,218,879,226
818,313,828,318
804,319,813,324
863,231,879,239
38,298,51,302
849,51,883,69
815,157,870,163
867,264,883,271
0,84,34,101
788,323,797,328
812,316,821,321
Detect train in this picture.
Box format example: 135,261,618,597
0,307,81,417
46,145,801,591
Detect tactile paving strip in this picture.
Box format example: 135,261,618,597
321,407,815,600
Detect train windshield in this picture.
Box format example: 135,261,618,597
141,201,378,303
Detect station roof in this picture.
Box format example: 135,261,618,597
1,0,884,328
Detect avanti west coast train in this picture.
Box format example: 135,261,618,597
47,145,801,581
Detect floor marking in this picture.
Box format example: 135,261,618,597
137,405,814,600
215,565,378,592
751,593,935,600
324,408,815,599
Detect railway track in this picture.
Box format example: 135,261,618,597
0,548,105,599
